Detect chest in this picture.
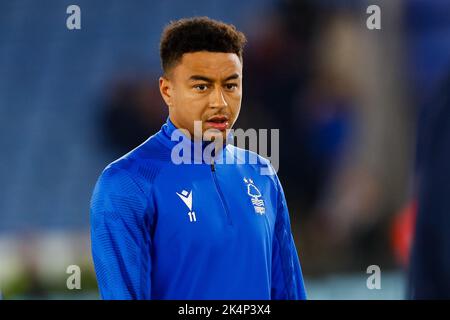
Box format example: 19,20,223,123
152,163,277,251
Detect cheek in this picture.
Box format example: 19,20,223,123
173,89,201,112
229,94,242,114
178,96,208,123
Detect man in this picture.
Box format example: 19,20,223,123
90,17,306,300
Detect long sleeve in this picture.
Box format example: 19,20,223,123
90,167,153,299
271,176,307,300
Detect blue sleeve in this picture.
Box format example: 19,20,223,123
90,167,153,300
271,176,307,300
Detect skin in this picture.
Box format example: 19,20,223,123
159,51,243,142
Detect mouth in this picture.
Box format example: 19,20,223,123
205,115,230,131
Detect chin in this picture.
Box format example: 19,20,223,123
203,130,228,143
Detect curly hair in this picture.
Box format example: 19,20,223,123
160,16,247,74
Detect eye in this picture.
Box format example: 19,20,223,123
224,83,238,91
194,84,209,92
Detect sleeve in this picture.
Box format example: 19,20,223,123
271,175,307,300
90,167,153,300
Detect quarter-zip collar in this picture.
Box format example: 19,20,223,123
155,116,233,165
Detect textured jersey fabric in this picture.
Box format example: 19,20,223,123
90,117,307,300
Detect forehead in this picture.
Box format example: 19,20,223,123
173,51,242,80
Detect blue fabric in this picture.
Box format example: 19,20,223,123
408,72,450,299
90,117,307,300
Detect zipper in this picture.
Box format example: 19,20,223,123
210,157,233,225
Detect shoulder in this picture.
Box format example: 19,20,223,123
226,145,280,189
94,136,171,200
226,145,271,166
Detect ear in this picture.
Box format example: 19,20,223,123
159,76,173,108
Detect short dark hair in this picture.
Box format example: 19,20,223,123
159,16,247,74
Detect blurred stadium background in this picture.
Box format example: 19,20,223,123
1,0,449,299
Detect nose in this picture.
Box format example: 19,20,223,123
209,86,228,109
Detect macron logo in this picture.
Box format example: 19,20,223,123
177,190,196,222
176,190,193,211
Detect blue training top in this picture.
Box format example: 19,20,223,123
90,117,307,299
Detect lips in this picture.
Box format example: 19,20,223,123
205,115,230,131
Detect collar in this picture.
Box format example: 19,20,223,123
156,116,233,164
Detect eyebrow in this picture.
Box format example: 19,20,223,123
188,73,240,83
